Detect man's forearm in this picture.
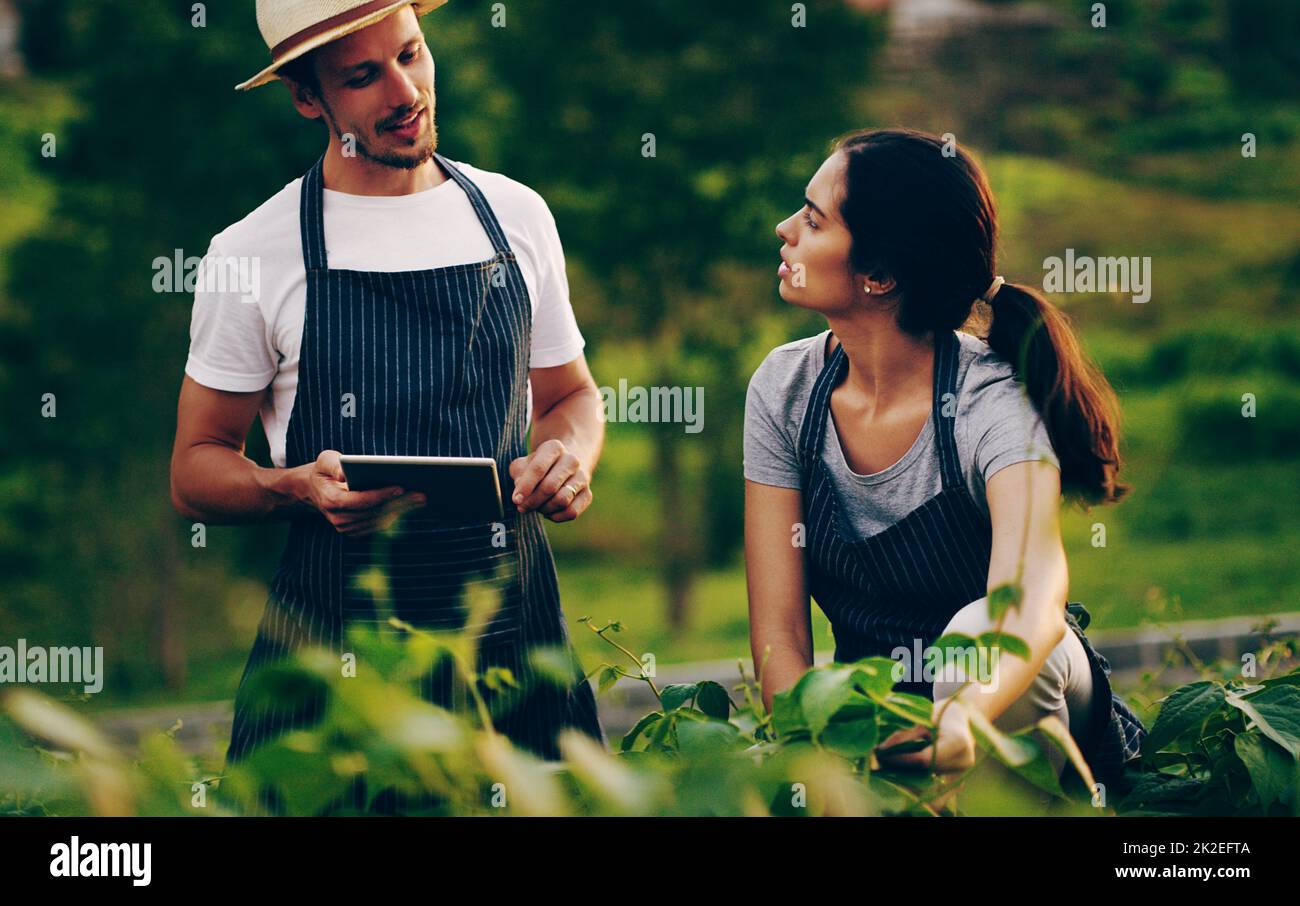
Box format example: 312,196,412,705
529,384,605,476
171,443,312,524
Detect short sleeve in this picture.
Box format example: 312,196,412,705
183,237,277,392
967,375,1060,485
526,195,585,368
743,360,803,489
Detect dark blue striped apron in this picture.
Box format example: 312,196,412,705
224,153,606,809
796,329,1146,792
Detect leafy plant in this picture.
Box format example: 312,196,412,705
4,615,1297,817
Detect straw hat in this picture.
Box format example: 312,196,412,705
236,0,450,91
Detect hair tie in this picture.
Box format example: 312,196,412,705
980,275,1005,304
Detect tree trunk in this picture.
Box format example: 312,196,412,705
654,427,695,634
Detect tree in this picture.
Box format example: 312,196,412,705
433,0,886,629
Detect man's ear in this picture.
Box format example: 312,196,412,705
281,78,323,121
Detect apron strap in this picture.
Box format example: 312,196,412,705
932,329,963,492
300,155,328,272
297,151,517,274
795,329,965,492
433,153,515,258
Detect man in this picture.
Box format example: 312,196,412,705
169,0,607,804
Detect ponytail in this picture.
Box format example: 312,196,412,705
834,127,1129,506
985,283,1129,507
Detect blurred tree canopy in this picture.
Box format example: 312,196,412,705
0,0,884,688
432,0,885,626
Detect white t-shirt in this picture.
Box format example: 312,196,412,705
184,158,585,468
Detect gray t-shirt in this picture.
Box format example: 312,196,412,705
743,329,1059,540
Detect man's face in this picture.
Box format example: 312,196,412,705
299,7,437,169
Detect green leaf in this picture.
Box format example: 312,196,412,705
966,709,1065,798
695,681,731,720
528,646,580,688
977,631,1031,661
794,667,871,738
1233,732,1296,810
648,710,677,751
987,583,1023,621
481,666,518,692
771,688,807,735
674,713,743,755
621,712,662,753
931,632,977,653
846,657,899,699
870,691,934,731
661,683,699,713
596,665,622,696
1145,681,1226,754
1225,684,1300,758
1118,774,1207,814
820,718,880,759
1034,715,1093,795
968,708,1037,768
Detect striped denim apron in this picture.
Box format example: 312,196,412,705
224,153,606,808
796,328,1146,792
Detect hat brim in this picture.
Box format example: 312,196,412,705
235,0,448,91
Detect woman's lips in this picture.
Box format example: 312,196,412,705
778,259,792,279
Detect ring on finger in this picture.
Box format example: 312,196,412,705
561,482,582,503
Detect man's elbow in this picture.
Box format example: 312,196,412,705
169,466,203,522
170,486,200,522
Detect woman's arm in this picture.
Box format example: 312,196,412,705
948,459,1070,723
745,479,815,713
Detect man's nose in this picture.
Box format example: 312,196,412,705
386,68,421,109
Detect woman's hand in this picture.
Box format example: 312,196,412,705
876,696,977,774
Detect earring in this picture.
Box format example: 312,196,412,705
863,282,872,294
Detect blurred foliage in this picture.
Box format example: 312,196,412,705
0,0,1296,728
4,613,1296,816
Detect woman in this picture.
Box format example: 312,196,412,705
743,128,1147,793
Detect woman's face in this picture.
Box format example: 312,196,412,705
774,151,863,314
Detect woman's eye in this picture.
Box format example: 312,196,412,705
802,209,818,230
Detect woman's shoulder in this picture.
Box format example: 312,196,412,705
954,329,1018,390
747,330,830,408
952,330,1059,473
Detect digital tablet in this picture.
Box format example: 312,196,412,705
339,454,504,523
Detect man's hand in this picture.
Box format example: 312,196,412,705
304,449,427,536
507,439,592,523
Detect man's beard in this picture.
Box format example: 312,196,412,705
322,102,438,170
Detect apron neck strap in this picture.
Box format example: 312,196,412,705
298,151,515,273
797,329,964,492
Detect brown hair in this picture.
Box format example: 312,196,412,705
277,48,321,97
834,127,1128,507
